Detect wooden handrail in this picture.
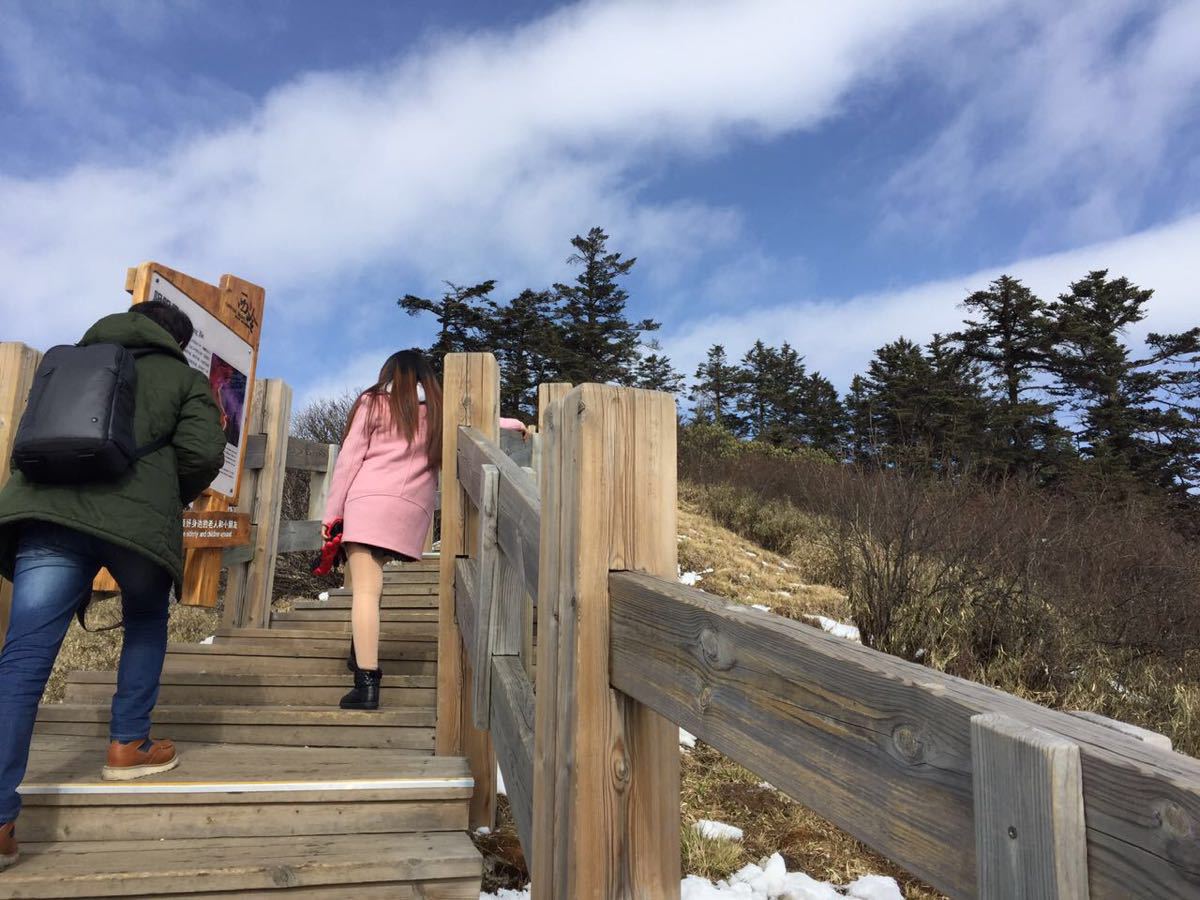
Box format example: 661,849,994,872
608,570,1200,898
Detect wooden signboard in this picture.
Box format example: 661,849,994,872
183,511,252,548
94,262,265,607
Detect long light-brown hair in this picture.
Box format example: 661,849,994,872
342,349,443,468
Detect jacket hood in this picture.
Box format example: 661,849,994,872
80,312,188,361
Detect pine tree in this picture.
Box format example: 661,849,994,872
398,280,496,374
1048,270,1200,500
925,333,992,470
554,227,660,385
951,275,1062,478
690,344,744,432
737,341,784,440
634,340,685,394
797,371,845,456
856,338,936,468
484,288,562,419
844,375,877,464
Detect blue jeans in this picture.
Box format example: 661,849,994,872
0,522,172,824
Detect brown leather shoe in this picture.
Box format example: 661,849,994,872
102,738,180,781
0,820,17,870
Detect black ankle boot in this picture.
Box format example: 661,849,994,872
346,639,357,673
340,666,382,710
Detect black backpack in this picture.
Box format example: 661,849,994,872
12,343,171,484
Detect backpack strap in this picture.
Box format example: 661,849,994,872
135,433,174,459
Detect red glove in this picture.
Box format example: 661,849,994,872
312,519,345,577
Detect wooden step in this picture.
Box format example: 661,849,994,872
293,594,438,610
34,704,435,751
63,671,436,707
329,583,439,597
161,649,436,677
269,615,438,638
379,570,440,584
19,734,469,843
275,607,438,622
214,626,435,645
5,831,480,897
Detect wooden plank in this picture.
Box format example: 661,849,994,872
436,352,499,830
222,379,267,628
459,425,541,602
240,379,291,627
1070,710,1173,752
287,436,336,472
607,572,1200,898
0,342,41,648
471,465,500,729
5,831,480,898
531,387,567,893
455,557,479,664
972,713,1089,898
243,433,266,470
308,443,339,519
277,518,323,553
491,656,536,860
534,385,680,900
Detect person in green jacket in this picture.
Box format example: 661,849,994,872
0,302,226,871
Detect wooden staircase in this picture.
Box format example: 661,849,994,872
9,559,483,898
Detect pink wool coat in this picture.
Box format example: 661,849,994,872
323,395,438,560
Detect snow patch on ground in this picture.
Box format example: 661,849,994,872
317,591,330,602
679,854,902,900
679,566,714,587
496,765,506,796
751,604,772,612
805,615,861,643
693,820,744,842
200,635,214,645
479,860,902,900
679,728,697,750
475,826,492,836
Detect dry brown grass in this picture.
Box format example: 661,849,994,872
44,597,219,703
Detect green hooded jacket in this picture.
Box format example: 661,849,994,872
0,312,228,594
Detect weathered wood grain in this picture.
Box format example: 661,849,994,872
972,713,1089,898
276,518,323,553
535,385,681,900
471,465,501,729
459,425,540,600
455,557,479,665
491,656,537,859
437,353,499,829
608,571,1200,898
1070,710,1173,752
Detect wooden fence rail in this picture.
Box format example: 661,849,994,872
439,351,1200,900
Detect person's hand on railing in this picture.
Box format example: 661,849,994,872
500,417,530,441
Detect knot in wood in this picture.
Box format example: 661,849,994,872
699,626,735,671
1156,800,1196,842
271,866,299,888
610,739,631,791
890,723,927,764
697,685,713,713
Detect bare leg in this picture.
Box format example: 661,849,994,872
345,545,384,670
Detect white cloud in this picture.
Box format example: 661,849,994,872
664,212,1200,389
883,0,1200,243
0,0,1001,358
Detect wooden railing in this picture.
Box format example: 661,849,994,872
439,352,1200,900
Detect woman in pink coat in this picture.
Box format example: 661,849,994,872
322,350,529,710
322,350,443,710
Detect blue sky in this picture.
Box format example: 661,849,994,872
2,0,1198,407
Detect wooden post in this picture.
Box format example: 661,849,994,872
971,713,1089,899
0,343,43,648
524,385,568,683
532,385,681,900
223,379,290,629
437,353,499,828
